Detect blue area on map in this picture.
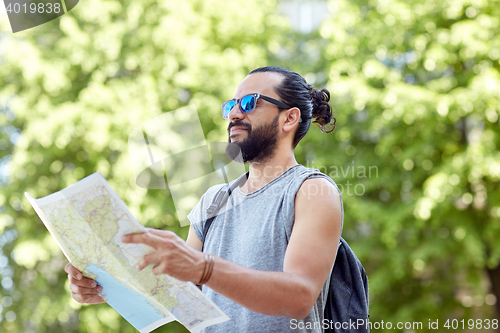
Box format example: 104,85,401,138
86,265,166,331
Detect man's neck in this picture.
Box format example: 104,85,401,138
240,150,299,194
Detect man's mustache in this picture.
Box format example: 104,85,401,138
228,122,251,133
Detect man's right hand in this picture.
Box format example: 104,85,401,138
65,263,105,304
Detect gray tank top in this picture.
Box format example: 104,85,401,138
188,164,344,333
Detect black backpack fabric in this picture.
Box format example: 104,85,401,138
324,238,369,332
201,173,370,332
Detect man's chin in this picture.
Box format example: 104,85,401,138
225,142,245,163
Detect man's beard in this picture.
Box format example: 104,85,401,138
226,115,280,163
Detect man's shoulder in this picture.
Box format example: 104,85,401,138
296,165,338,187
295,164,329,177
299,177,340,198
294,172,343,230
292,165,341,201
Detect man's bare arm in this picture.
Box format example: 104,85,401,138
186,224,203,251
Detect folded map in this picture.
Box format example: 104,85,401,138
25,172,229,333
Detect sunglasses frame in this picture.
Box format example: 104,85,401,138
221,93,291,119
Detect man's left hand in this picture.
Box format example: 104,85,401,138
121,229,205,284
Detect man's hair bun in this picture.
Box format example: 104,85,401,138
309,87,336,133
249,67,336,148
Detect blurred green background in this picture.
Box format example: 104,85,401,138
0,0,499,331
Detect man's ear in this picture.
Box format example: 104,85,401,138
282,107,301,133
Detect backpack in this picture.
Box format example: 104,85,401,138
201,172,370,332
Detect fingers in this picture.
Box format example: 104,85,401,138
71,292,105,304
69,280,103,295
147,229,176,238
121,231,174,249
122,229,202,281
65,262,105,304
65,263,96,288
138,251,163,271
68,274,98,288
64,263,83,280
68,275,104,304
152,261,168,276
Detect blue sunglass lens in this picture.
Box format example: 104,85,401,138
240,95,256,113
222,101,236,119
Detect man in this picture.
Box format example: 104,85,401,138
65,66,342,332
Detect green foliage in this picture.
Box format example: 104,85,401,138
0,0,288,331
296,0,500,326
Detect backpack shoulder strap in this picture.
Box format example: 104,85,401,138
201,171,249,252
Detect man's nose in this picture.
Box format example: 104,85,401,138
228,103,246,121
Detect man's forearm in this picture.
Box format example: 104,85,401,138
123,229,330,319
204,256,316,319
